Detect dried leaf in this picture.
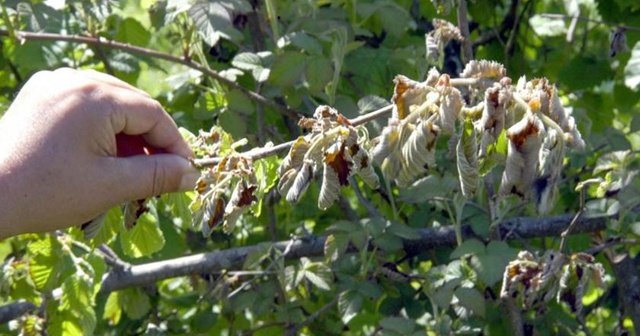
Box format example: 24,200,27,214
286,161,314,203
436,75,463,134
534,129,565,214
319,162,341,209
223,181,257,233
325,142,353,186
202,197,225,237
397,120,440,187
432,18,464,43
500,114,544,198
352,147,380,189
391,75,430,120
460,60,506,79
425,32,440,66
123,199,148,230
610,27,628,57
277,136,311,176
371,121,401,164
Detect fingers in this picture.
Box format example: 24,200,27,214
104,154,200,202
103,85,193,158
53,67,194,159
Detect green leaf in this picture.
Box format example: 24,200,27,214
338,290,362,324
88,206,122,246
387,222,421,240
121,288,151,320
227,89,255,115
267,52,307,88
594,150,630,174
624,41,640,91
470,241,516,286
454,287,486,318
302,261,333,291
375,1,411,37
115,18,151,47
277,31,323,54
380,316,416,334
304,55,333,94
559,56,611,90
630,114,640,133
324,233,349,262
232,52,262,70
450,239,485,260
28,236,66,291
188,2,243,46
529,14,567,36
356,281,384,299
119,205,165,258
357,95,389,114
161,191,195,229
103,292,122,325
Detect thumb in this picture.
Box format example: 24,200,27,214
109,154,200,201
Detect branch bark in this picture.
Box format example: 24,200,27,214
0,29,304,121
0,213,611,325
100,213,609,293
0,300,37,324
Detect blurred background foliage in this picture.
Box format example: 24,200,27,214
0,0,639,335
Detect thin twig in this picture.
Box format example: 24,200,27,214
559,178,602,253
348,176,382,218
0,29,304,121
539,13,640,32
289,296,339,332
566,8,580,43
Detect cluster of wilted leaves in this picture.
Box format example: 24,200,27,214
370,59,585,214
500,250,605,315
277,106,379,210
190,128,258,236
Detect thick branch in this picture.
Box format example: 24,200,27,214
0,300,37,324
100,213,609,293
0,29,304,120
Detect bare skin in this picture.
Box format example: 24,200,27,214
0,68,200,238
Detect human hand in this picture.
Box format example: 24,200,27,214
0,68,200,238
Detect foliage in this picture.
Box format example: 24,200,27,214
1,0,640,335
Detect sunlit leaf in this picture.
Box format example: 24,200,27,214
624,41,640,91
115,18,150,47
454,287,486,318
268,52,307,88
120,288,151,320
338,290,362,324
529,14,567,37
119,205,165,258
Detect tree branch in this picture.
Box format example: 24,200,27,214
0,29,304,121
0,213,611,324
0,300,37,324
99,213,609,293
